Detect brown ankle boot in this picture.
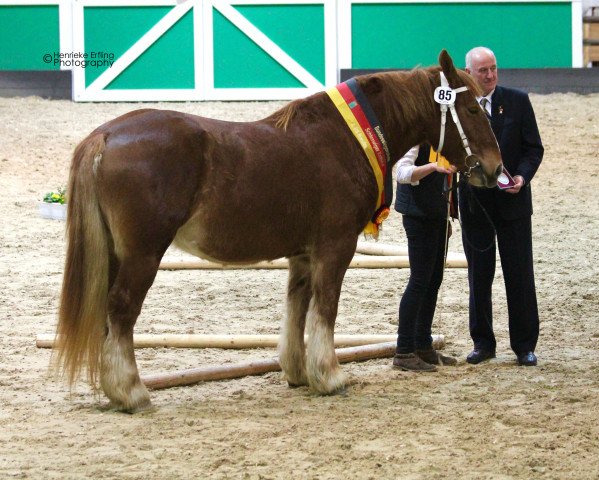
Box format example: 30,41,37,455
392,353,437,372
416,348,458,366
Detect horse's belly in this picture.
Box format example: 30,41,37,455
172,209,306,264
172,224,227,263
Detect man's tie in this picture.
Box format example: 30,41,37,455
480,98,491,119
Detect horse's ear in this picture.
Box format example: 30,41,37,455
438,50,460,86
362,75,383,95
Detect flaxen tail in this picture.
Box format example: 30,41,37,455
54,133,109,390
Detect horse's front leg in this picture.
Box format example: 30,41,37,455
305,241,356,395
101,255,159,412
279,254,312,387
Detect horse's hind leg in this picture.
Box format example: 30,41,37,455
101,254,160,412
305,243,355,394
279,254,312,387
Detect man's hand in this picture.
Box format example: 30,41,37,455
505,175,524,194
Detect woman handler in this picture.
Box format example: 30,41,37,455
392,144,459,372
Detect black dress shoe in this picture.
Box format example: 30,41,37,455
466,349,496,365
517,351,537,366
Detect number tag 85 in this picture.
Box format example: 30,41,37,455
434,86,455,105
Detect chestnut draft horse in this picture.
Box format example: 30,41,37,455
55,50,502,411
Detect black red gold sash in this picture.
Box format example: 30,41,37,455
326,78,391,237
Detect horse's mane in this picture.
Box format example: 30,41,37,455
271,98,302,130
372,67,482,133
375,68,438,133
269,66,482,131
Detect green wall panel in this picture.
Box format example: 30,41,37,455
84,6,194,89
0,6,60,70
213,8,303,88
351,2,572,69
235,4,325,83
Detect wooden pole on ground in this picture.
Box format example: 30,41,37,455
356,241,408,256
141,341,398,390
158,256,409,270
35,333,445,350
158,254,466,270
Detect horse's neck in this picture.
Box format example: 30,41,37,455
367,72,435,165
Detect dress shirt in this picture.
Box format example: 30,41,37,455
396,145,420,185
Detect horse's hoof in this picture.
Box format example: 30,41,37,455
314,384,348,396
308,371,348,396
336,386,349,397
101,398,157,414
286,377,308,388
106,399,154,414
128,402,157,414
287,380,308,389
282,370,308,388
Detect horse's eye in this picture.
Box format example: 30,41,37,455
468,106,481,114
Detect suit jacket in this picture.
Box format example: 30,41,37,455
460,85,544,220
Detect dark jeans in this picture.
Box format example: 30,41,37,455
396,215,448,354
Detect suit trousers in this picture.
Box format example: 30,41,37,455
396,215,447,354
461,206,539,354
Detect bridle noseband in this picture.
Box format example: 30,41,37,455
435,71,481,178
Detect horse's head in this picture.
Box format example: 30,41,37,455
429,50,503,188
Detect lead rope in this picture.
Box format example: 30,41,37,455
431,154,453,356
458,180,497,253
437,176,497,348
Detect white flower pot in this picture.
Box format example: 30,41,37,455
38,202,67,221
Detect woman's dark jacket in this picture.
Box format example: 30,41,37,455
394,145,457,219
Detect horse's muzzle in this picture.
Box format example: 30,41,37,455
463,154,501,188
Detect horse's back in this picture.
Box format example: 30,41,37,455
86,107,366,263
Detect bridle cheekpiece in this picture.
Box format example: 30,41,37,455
435,71,481,177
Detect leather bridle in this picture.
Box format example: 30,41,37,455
435,71,481,178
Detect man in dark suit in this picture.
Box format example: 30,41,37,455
459,46,544,366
